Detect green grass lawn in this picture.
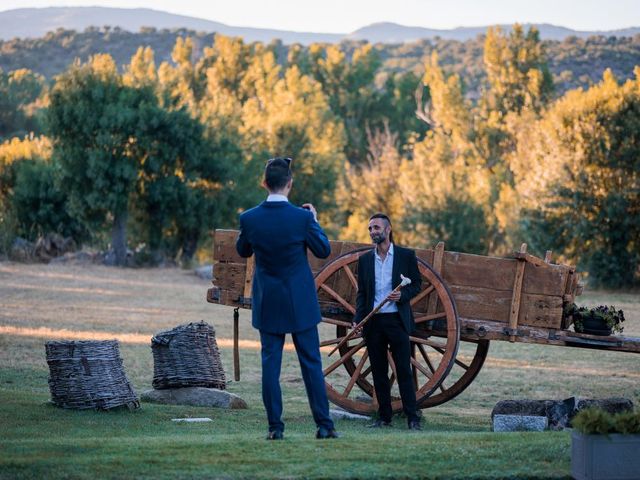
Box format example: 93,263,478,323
1,263,639,479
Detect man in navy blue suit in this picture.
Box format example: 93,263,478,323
236,157,339,440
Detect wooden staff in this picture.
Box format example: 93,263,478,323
327,274,412,357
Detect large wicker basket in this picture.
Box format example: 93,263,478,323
45,340,139,410
151,321,226,390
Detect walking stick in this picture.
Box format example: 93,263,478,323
327,274,412,357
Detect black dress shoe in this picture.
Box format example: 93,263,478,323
367,419,392,428
316,427,340,439
266,430,284,440
408,421,422,431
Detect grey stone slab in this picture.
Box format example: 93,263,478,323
171,417,213,422
330,408,371,421
492,397,635,431
492,398,574,431
142,387,247,409
493,414,548,432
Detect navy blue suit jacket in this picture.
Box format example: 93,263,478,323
236,201,331,334
354,246,422,333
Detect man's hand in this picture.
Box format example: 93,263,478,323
302,203,318,222
388,290,401,302
351,321,363,336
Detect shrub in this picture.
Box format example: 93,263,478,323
572,408,640,435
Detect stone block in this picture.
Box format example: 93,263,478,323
142,387,247,409
330,408,371,421
493,414,548,432
491,397,634,431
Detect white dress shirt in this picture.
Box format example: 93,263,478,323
374,243,398,313
266,194,289,202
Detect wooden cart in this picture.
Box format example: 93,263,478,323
207,230,640,414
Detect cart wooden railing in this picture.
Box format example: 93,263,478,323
207,229,640,414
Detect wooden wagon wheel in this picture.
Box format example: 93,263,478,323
418,338,489,408
315,247,460,415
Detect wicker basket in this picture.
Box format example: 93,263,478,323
45,340,139,410
151,321,226,390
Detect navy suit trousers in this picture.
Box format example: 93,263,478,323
260,327,334,433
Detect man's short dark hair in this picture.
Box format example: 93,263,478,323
264,157,292,191
369,213,394,243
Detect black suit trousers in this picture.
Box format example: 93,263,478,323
365,312,419,424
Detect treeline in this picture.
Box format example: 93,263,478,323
0,25,638,287
1,26,640,97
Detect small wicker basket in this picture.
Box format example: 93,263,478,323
151,321,226,390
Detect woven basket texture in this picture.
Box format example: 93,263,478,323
151,321,226,390
45,340,139,410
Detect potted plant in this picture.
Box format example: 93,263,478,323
565,304,625,336
571,408,640,480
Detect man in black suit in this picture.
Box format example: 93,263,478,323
353,213,422,430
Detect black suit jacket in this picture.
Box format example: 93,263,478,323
354,245,422,333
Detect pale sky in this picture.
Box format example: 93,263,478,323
0,0,638,33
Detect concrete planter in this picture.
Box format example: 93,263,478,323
571,430,640,480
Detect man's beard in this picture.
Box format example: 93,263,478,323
371,233,386,244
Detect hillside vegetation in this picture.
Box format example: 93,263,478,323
1,25,639,288
1,27,639,96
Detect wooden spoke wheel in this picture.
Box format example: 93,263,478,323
315,247,460,415
417,338,489,408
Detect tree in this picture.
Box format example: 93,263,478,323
240,53,347,230
304,43,382,164
0,68,46,140
399,53,492,253
46,54,155,265
482,24,553,116
0,136,85,246
475,25,555,252
338,124,407,242
517,69,640,287
124,44,238,263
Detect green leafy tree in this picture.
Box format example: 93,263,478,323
304,43,382,164
240,52,347,229
517,69,640,287
46,54,154,265
474,25,555,252
339,125,408,242
482,24,553,116
123,44,238,263
398,52,492,252
0,68,46,140
0,136,85,247
133,104,233,264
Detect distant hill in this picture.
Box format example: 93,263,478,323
0,7,638,44
0,7,342,45
348,22,640,43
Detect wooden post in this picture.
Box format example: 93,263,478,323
508,243,527,342
233,307,240,381
232,255,255,382
427,242,445,315
243,255,255,301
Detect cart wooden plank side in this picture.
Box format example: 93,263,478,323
207,229,640,414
